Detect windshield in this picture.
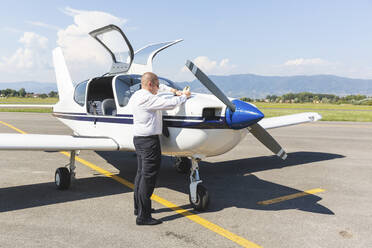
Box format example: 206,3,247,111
158,77,182,90
115,75,181,106
129,75,181,91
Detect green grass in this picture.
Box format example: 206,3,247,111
256,102,372,122
0,108,52,113
0,97,58,104
254,102,372,110
261,109,372,122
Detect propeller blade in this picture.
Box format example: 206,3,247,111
248,123,287,160
185,60,236,112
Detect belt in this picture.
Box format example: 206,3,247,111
134,135,159,139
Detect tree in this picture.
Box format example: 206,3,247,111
19,88,26,97
48,91,58,98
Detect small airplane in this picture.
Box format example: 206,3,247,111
0,24,321,211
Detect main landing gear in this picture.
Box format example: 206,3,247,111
55,151,77,190
188,157,209,211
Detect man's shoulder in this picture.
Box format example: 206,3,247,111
130,89,154,104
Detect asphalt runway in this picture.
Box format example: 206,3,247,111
0,112,371,248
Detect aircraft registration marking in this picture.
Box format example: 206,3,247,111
0,120,262,248
257,188,325,205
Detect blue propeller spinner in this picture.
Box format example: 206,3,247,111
225,99,264,130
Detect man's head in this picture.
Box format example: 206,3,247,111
141,72,159,95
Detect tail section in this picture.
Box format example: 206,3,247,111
52,47,74,103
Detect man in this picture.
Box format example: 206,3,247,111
129,72,190,225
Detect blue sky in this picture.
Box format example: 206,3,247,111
1,0,372,83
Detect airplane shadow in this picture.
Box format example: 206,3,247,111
96,151,343,220
0,176,131,213
0,151,343,219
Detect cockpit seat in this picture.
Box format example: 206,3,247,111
101,98,117,115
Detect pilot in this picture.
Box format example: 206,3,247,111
129,72,191,225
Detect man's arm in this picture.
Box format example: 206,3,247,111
145,94,188,111
158,84,182,96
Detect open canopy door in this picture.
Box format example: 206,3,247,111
128,39,183,74
89,24,134,74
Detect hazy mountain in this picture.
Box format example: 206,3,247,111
1,74,372,98
0,82,57,94
175,74,372,98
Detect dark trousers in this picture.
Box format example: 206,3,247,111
133,135,161,220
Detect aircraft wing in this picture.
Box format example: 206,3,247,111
258,112,322,130
0,134,119,151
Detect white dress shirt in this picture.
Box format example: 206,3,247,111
129,85,187,136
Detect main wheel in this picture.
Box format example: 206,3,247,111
189,184,209,211
55,167,71,190
174,157,191,174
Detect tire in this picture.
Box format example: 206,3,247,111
189,184,209,211
174,157,191,174
55,167,71,190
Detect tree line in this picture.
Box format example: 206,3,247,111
0,88,58,98
241,92,372,105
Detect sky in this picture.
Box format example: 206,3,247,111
1,0,372,84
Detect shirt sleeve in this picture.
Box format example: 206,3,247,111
158,83,172,93
144,94,187,111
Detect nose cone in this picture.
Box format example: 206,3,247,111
225,99,264,129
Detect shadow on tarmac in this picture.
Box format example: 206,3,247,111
0,151,343,218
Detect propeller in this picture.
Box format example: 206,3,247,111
185,60,287,160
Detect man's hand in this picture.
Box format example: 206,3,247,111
183,90,191,98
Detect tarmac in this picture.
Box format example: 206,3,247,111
0,112,371,248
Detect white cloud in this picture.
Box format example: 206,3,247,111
0,32,53,81
27,21,60,30
57,7,128,82
181,56,236,74
283,58,331,66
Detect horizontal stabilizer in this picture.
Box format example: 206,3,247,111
258,112,322,130
0,134,119,151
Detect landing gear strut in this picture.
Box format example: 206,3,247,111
189,157,209,211
55,151,76,190
174,157,191,174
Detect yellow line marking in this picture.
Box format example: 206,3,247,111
1,120,261,248
257,188,325,205
0,121,27,134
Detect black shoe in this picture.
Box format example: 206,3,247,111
136,217,162,226
134,208,155,216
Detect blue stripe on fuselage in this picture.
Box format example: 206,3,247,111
52,112,228,129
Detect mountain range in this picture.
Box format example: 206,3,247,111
177,74,372,98
1,74,372,98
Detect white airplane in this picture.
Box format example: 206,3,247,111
0,24,321,211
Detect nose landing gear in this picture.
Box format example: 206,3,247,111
188,157,209,211
174,156,191,174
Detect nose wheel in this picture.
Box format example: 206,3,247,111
189,157,209,211
189,184,209,211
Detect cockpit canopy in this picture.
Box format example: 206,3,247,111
89,24,182,75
